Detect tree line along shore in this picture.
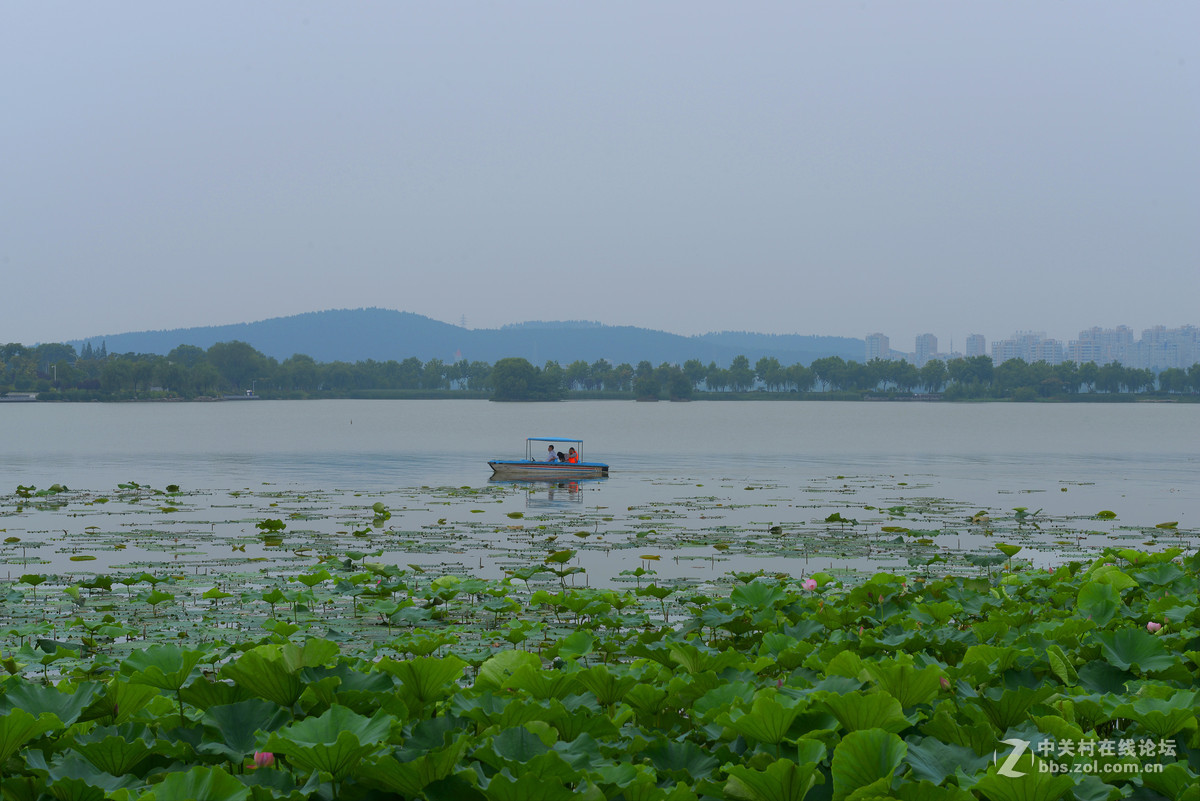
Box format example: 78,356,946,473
3,341,1199,402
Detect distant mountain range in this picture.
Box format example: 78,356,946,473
69,308,863,367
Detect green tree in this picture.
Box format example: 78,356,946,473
564,360,591,391
1053,361,1080,394
705,362,729,392
633,371,661,400
207,341,270,391
786,363,814,392
541,361,566,396
754,357,783,390
664,366,693,400
100,359,132,393
892,361,920,392
589,359,613,390
1157,367,1187,394
422,358,449,390
728,355,755,391
280,354,319,391
33,343,77,371
1096,361,1124,393
1078,361,1099,392
610,363,634,392
465,361,494,391
993,358,1031,396
919,359,947,393
189,362,221,395
490,358,562,401
809,356,846,391
166,345,208,368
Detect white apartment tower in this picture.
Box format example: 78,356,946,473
915,334,938,367
865,333,890,361
965,334,986,358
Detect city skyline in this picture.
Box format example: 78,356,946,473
867,323,1200,371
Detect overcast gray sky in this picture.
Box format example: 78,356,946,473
3,2,1197,352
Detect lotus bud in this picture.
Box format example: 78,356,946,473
1146,621,1162,633
254,752,275,768
802,578,817,591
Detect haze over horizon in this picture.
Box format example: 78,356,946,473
4,3,1197,349
53,306,1198,357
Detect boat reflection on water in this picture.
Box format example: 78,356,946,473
487,476,606,509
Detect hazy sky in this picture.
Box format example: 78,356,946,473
3,2,1197,351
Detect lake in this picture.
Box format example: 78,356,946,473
1,400,1197,587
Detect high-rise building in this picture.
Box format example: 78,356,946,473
915,334,937,367
1071,326,1135,366
965,334,986,358
865,333,890,361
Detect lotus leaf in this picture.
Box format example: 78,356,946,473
377,654,467,715
475,650,542,692
920,708,998,756
725,757,824,801
71,723,155,775
136,764,250,801
0,681,102,727
0,707,63,763
504,663,582,701
669,641,746,674
830,728,906,801
358,737,469,797
1087,564,1138,591
821,690,912,734
731,580,786,610
1044,644,1077,687
1112,690,1199,738
482,768,575,801
904,735,991,785
452,693,564,731
220,646,306,708
971,752,1074,801
119,645,203,693
720,689,805,747
198,699,292,763
1094,627,1177,673
976,686,1055,732
1138,762,1200,801
264,704,394,780
40,751,138,798
865,662,944,708
575,664,639,708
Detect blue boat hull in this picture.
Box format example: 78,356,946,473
488,460,609,478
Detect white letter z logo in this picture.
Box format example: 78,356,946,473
995,739,1029,778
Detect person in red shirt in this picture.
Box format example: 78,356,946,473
567,448,579,463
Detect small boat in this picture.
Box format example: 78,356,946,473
489,437,609,479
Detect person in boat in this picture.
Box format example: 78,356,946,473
567,448,579,463
546,444,557,462
557,451,567,462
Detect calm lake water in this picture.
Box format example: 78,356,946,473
1,400,1197,585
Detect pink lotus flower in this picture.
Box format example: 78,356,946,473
253,752,275,769
1146,622,1163,633
802,578,818,591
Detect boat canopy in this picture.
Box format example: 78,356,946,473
525,437,583,459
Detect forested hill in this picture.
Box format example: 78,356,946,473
69,308,863,367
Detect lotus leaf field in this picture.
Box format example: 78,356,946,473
1,480,1198,800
